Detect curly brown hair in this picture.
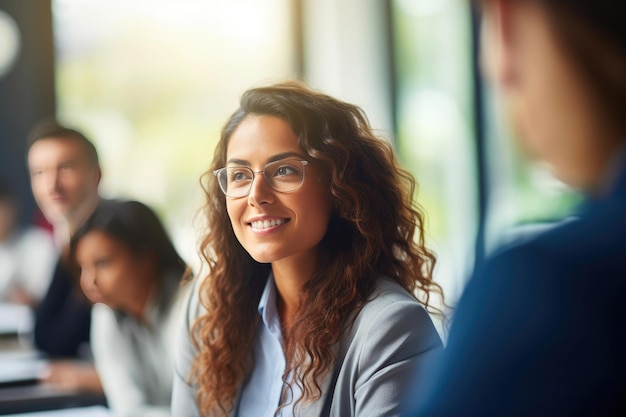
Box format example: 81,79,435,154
190,81,444,416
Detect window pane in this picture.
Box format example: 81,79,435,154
391,0,476,301
52,0,297,268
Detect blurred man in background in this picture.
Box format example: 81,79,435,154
27,119,103,392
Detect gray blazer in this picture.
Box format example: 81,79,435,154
171,277,442,417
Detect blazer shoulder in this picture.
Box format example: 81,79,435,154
356,279,421,322
349,277,442,348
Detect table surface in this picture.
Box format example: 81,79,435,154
0,331,107,415
0,383,107,415
0,304,107,415
1,405,111,416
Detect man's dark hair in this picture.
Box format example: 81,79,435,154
27,118,100,167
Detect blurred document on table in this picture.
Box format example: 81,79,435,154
0,350,46,387
0,302,33,335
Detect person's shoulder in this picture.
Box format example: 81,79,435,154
363,278,420,310
477,234,571,293
344,277,442,362
91,303,124,336
488,204,626,280
470,210,626,312
354,277,437,335
538,204,626,252
92,302,111,315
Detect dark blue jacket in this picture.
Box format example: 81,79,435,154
404,160,626,416
34,257,91,358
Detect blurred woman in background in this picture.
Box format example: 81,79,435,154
72,199,191,417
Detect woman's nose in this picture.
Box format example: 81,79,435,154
247,172,274,206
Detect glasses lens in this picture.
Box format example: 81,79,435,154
218,167,253,198
215,160,307,197
265,160,305,192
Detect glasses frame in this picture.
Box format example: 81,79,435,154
212,159,310,198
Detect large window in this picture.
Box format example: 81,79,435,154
391,0,581,302
52,0,297,269
391,0,476,302
50,0,582,303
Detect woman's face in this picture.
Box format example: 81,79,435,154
76,230,153,315
224,115,333,266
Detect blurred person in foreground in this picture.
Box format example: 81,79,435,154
172,81,444,416
72,199,192,417
27,119,104,393
0,178,56,307
402,0,626,415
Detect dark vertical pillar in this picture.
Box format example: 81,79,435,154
470,6,488,268
292,0,305,80
0,0,56,226
383,0,398,139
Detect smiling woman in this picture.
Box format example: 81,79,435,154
223,115,333,270
172,81,445,417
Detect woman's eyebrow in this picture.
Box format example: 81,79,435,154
226,151,307,166
225,158,250,166
266,152,307,163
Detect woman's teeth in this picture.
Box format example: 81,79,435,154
251,219,285,230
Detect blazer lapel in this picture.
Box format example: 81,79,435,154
297,326,354,417
297,368,336,417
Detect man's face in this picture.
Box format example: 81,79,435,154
28,137,100,226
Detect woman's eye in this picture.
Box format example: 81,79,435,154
231,171,251,182
94,259,110,268
274,165,298,177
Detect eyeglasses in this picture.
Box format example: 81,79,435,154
213,159,309,198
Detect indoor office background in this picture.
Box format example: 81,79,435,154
0,0,580,308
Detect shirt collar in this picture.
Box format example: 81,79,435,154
257,272,283,339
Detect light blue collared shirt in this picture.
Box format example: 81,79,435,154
237,274,301,417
